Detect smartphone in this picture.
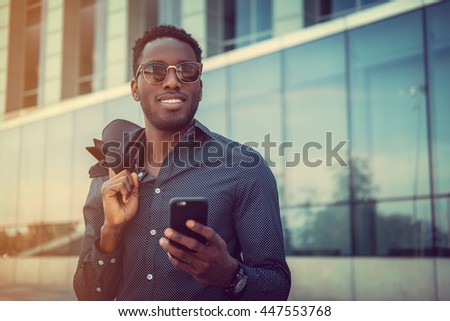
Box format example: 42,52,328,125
169,197,208,252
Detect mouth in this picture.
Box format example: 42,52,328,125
160,98,184,104
157,94,187,109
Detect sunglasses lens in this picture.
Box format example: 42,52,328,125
178,63,200,83
143,64,166,83
141,63,201,83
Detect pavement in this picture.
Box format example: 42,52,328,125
0,284,77,301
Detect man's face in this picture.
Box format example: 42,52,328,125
131,37,202,133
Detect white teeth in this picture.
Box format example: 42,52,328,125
160,99,183,104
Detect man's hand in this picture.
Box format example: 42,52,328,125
99,168,139,252
159,220,239,287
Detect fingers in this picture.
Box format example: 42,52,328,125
161,228,205,253
186,220,215,244
109,167,116,179
159,238,195,266
102,169,137,203
159,222,219,262
160,226,236,286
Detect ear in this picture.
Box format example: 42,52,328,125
130,79,140,101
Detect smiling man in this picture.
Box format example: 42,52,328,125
73,25,291,301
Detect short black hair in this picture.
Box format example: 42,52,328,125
132,24,203,77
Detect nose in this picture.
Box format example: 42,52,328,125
162,67,181,90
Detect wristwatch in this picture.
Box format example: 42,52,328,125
224,263,248,296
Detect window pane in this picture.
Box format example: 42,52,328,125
26,5,41,26
44,114,74,223
105,95,142,125
222,0,272,51
332,0,356,15
229,53,281,155
1,222,80,257
284,34,348,205
229,53,283,193
17,121,45,225
361,0,387,7
355,200,433,256
24,23,40,93
256,0,272,33
78,80,92,95
23,94,37,108
79,3,94,78
284,205,351,256
435,198,450,256
72,105,105,222
426,1,450,195
236,0,250,38
230,53,280,99
224,0,236,41
0,128,20,226
197,68,228,135
349,11,429,200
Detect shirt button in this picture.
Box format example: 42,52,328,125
110,258,116,264
150,229,157,236
98,260,104,266
146,274,153,280
155,188,161,194
96,287,102,292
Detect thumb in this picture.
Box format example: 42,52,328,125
109,167,116,179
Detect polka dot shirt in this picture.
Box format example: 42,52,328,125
73,120,291,300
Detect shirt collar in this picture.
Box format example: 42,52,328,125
182,119,215,143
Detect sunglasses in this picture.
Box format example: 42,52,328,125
135,61,203,84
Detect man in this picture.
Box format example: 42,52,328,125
73,25,291,300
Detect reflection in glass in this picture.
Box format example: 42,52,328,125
44,114,74,223
230,53,280,99
0,128,21,226
283,205,351,256
197,68,228,135
17,121,45,225
105,95,142,125
0,222,82,257
304,0,387,26
230,53,281,147
355,200,433,256
223,0,272,51
426,1,450,195
349,11,429,200
78,0,94,94
23,0,41,108
435,198,450,255
230,53,283,196
72,106,105,223
284,34,348,205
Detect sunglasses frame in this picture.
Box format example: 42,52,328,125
135,61,203,84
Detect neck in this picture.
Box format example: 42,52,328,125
144,119,194,166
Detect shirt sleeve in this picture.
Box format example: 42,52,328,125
73,176,124,300
232,154,291,300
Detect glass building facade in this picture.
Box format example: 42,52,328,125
0,0,449,300
199,3,450,258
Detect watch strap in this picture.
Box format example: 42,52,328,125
224,262,248,295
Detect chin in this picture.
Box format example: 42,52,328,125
144,103,199,133
145,113,194,132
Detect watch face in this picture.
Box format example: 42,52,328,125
234,275,248,294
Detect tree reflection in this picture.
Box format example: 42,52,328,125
285,157,449,257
